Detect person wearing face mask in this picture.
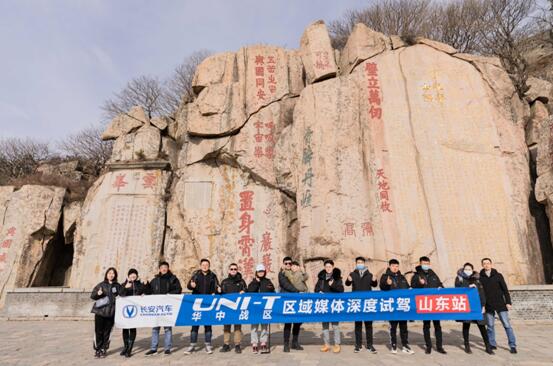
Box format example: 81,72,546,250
247,264,275,354
90,267,123,358
455,263,494,355
410,256,446,354
119,268,146,358
219,263,247,354
345,256,378,354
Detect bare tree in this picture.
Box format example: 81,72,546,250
161,50,212,115
0,138,53,184
101,75,164,122
57,125,113,176
535,0,553,45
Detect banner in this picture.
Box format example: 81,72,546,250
115,288,482,328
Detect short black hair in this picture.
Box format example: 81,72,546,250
159,261,169,268
388,259,399,266
200,258,210,265
419,256,430,263
282,256,292,263
229,262,238,268
324,259,334,266
291,261,300,266
463,262,474,270
355,256,366,262
481,257,492,264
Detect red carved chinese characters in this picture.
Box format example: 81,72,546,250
112,174,128,192
254,54,277,101
142,172,157,190
253,119,275,160
365,62,382,121
377,168,393,212
238,191,255,279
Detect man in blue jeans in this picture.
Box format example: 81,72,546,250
479,258,517,354
145,262,182,355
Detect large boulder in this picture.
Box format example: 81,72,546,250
300,20,337,84
101,106,149,140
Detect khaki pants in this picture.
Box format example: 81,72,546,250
223,324,242,345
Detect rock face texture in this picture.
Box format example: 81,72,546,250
1,21,552,300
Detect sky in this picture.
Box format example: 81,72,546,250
0,0,367,141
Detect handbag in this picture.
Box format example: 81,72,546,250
94,295,110,309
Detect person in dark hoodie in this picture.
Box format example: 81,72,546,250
247,264,275,354
455,262,494,355
315,259,344,354
411,256,446,354
278,256,305,352
184,258,220,355
144,261,182,356
380,259,414,355
119,268,146,358
479,258,517,354
90,267,123,358
219,263,247,354
345,256,378,354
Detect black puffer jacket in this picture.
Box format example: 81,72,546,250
345,269,377,291
147,271,182,295
379,268,410,291
187,270,219,295
455,268,486,324
278,270,299,293
314,268,344,293
121,279,146,296
247,276,275,293
411,265,443,289
220,272,247,294
90,280,123,318
479,268,512,312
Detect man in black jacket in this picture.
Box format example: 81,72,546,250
411,256,446,354
184,258,220,355
278,256,304,352
144,262,182,356
219,263,247,354
345,256,378,353
315,259,344,353
380,259,414,355
480,258,517,354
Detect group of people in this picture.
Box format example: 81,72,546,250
90,256,517,358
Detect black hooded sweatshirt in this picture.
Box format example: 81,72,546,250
220,272,247,294
147,271,182,295
247,275,275,293
411,265,443,289
379,268,409,291
187,269,219,295
345,268,377,291
314,268,344,293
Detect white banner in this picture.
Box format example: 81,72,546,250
115,295,183,329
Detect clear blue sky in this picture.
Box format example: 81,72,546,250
0,1,367,141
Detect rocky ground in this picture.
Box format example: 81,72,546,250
0,320,551,365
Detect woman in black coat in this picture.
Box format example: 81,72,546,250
90,267,123,358
455,263,494,355
119,268,146,358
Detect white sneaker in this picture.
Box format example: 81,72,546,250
402,346,414,354
183,344,196,355
205,344,213,354
391,345,397,354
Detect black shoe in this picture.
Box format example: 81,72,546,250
99,349,107,358
291,340,303,350
367,345,377,354
283,343,290,353
220,344,231,353
145,349,157,356
510,347,517,354
425,346,431,354
164,349,171,355
235,345,242,354
485,345,495,355
464,342,472,354
437,347,447,354
490,345,497,350
354,346,360,353
94,350,101,358
120,346,127,356
125,340,134,358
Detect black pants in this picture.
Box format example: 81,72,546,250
389,321,408,347
462,322,489,344
283,323,302,343
423,320,442,348
122,328,137,343
354,321,373,347
94,315,114,351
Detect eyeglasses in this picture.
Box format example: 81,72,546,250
284,262,292,265
229,268,238,271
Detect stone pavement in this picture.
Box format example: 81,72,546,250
0,320,552,365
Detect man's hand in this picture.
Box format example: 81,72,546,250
347,275,352,282
239,291,245,294
419,278,425,285
386,277,392,285
469,284,476,288
506,304,512,311
190,280,196,288
328,280,333,286
217,285,222,293
482,307,485,314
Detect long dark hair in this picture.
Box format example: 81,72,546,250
104,267,118,282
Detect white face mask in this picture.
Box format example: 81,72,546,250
463,270,473,277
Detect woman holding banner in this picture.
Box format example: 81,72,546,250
119,268,146,358
90,267,123,358
455,263,495,355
